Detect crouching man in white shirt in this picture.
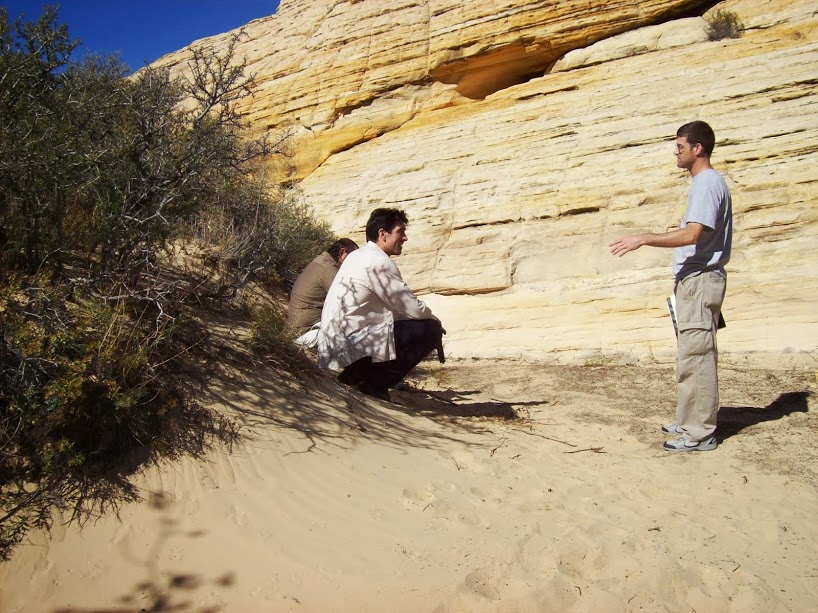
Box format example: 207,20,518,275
317,208,444,401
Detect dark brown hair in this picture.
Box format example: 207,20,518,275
677,121,716,157
365,208,408,242
327,238,358,262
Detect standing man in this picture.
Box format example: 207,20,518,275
609,121,732,452
286,238,359,346
318,208,444,401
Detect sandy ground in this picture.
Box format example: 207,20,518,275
1,341,817,612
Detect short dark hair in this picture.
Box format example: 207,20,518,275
327,238,359,263
365,208,408,243
677,121,716,157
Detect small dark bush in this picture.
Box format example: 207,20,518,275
706,9,744,41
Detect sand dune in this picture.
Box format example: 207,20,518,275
1,346,816,612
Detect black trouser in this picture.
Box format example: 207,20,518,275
341,319,443,391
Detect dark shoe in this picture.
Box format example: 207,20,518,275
338,370,359,386
663,436,718,452
357,382,390,402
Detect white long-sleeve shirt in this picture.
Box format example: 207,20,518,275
317,242,436,369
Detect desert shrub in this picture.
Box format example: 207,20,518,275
706,9,744,41
256,188,337,286
187,180,335,297
0,279,240,560
1,5,312,293
0,5,327,558
249,305,316,372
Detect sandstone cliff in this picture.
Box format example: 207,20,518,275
153,0,818,366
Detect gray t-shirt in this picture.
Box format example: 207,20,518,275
673,168,732,280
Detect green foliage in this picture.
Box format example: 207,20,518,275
0,6,82,274
266,190,337,285
0,5,329,559
705,9,744,41
187,180,335,295
1,6,321,287
0,280,240,560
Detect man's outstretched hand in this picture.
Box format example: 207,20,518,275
609,235,643,257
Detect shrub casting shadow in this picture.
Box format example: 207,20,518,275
51,491,235,613
0,371,239,563
194,328,543,455
204,364,499,455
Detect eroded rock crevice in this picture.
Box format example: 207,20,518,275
425,0,720,100
430,40,557,100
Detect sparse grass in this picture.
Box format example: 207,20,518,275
706,9,744,41
249,305,316,374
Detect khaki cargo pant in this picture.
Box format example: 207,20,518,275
674,271,726,442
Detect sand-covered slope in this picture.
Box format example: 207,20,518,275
1,321,815,611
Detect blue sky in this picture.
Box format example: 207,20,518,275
3,1,280,73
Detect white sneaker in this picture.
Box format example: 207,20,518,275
663,436,718,452
661,423,683,434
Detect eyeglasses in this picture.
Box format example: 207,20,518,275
674,142,699,154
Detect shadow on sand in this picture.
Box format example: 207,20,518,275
390,382,544,421
52,492,234,613
717,390,812,441
192,319,548,456
203,357,544,456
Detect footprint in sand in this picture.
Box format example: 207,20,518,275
229,504,247,527
462,564,508,600
442,450,495,475
402,484,491,528
401,487,436,510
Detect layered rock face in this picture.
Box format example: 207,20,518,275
154,0,818,365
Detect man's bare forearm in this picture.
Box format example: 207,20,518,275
609,223,704,256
